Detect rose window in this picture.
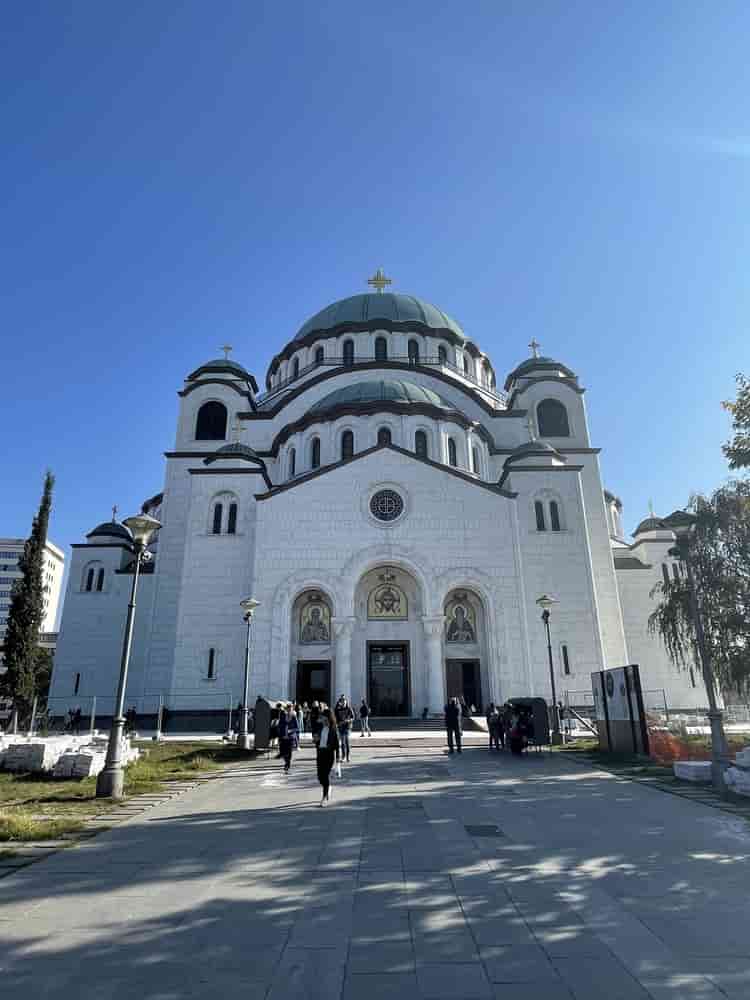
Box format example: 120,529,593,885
370,489,404,522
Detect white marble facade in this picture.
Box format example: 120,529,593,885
50,286,708,718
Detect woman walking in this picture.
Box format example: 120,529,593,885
316,708,339,805
278,704,299,773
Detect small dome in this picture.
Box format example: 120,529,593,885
504,441,565,465
295,293,464,342
504,356,577,392
86,521,133,543
309,379,454,415
203,442,262,466
633,517,670,536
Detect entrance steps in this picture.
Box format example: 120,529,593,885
365,716,446,732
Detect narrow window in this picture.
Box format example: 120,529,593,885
96,568,104,592
550,501,561,532
689,667,696,688
408,339,419,364
662,564,670,588
291,357,299,379
463,355,470,374
343,340,354,367
85,568,94,592
311,437,321,470
314,346,324,366
377,427,392,446
415,430,428,459
74,672,80,695
227,503,238,535
212,503,223,535
448,438,457,467
341,430,354,461
438,345,447,365
471,446,480,475
562,644,571,676
672,563,680,582
207,648,215,680
196,401,228,441
535,501,546,532
289,447,296,478
375,336,387,361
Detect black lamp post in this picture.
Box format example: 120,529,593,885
96,514,161,799
536,594,562,745
665,510,729,791
238,597,260,750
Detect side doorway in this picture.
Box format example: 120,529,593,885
296,661,331,706
445,659,482,712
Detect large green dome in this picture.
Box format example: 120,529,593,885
310,378,454,414
295,293,464,341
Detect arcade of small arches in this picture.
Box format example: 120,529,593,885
283,566,495,717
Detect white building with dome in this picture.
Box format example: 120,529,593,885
50,278,707,724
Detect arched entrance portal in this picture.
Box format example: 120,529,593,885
444,589,487,711
290,590,334,706
352,565,423,716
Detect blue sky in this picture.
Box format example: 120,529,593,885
2,2,748,591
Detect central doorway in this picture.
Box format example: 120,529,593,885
446,659,482,712
368,644,410,716
296,661,331,706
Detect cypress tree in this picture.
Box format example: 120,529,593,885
1,471,55,721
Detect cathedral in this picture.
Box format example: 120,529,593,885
50,274,707,723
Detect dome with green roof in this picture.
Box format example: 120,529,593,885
295,293,465,342
310,378,454,415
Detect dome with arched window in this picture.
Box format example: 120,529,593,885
294,293,465,342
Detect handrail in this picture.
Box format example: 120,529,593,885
259,356,506,407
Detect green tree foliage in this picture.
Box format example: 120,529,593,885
722,373,750,470
1,471,55,720
648,482,750,695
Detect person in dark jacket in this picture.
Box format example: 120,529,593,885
316,708,340,805
444,697,462,754
359,699,372,736
309,701,322,744
335,696,354,762
278,704,299,773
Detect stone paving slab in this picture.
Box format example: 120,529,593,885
0,744,748,998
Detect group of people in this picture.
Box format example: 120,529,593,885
267,696,372,805
486,701,536,754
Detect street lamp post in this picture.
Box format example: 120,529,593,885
96,514,161,799
666,510,729,792
238,597,261,750
536,595,562,745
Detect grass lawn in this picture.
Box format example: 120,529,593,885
0,741,248,843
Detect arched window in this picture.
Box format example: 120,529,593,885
438,345,447,365
550,501,561,532
662,564,670,588
408,339,419,364
341,430,354,461
672,563,680,582
377,426,392,446
195,401,228,441
288,447,296,478
448,438,457,467
311,437,321,470
227,503,238,535
471,446,480,475
415,430,428,459
96,568,104,592
85,568,94,592
463,354,470,374
212,503,223,535
207,648,215,680
537,398,570,437
314,346,324,366
343,340,354,367
375,336,388,361
291,357,299,379
535,501,546,531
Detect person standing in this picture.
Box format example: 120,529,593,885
335,696,354,762
444,697,462,754
359,699,371,737
316,708,339,805
278,704,299,773
310,701,321,745
486,703,501,751
295,702,304,736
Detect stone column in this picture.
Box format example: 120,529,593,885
422,615,446,715
332,617,356,701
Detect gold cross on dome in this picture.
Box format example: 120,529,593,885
528,338,541,358
367,268,392,294
111,504,118,522
221,344,233,359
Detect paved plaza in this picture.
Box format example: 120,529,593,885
2,744,750,999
